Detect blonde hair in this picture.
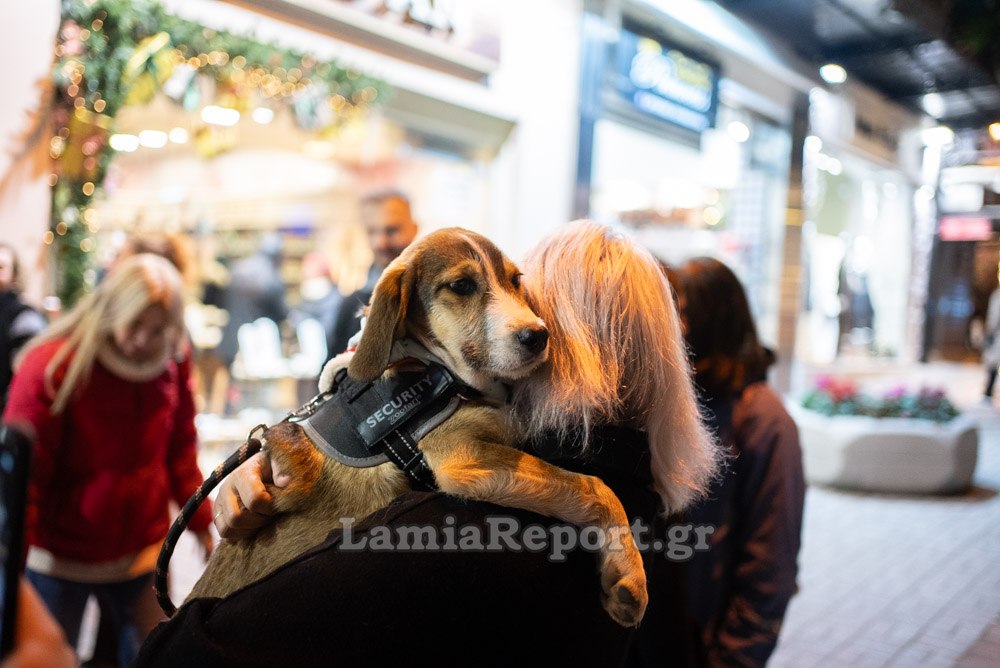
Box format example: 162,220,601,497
19,253,185,414
511,221,720,514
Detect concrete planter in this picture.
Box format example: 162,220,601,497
788,404,979,494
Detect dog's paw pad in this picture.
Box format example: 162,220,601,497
604,579,647,628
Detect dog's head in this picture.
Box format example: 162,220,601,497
347,228,548,390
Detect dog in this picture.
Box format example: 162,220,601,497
188,227,647,627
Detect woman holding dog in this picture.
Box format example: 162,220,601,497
3,253,214,667
136,221,719,666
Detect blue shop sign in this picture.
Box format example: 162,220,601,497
614,29,719,132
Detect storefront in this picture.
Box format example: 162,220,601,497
574,0,814,347
924,151,1000,362
798,83,925,365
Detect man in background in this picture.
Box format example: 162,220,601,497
328,189,418,356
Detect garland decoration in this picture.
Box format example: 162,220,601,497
49,0,390,307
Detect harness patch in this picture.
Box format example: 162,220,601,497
288,362,465,489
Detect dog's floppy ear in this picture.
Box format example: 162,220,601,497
348,260,416,383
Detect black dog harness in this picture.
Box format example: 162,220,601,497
287,361,480,490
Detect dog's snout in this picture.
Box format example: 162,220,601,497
516,326,549,354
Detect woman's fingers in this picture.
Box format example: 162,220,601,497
214,452,278,541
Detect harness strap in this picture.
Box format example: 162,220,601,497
381,429,437,490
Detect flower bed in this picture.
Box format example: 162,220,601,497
800,377,960,422
791,378,978,494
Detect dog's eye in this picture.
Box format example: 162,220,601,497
448,278,477,295
512,273,522,289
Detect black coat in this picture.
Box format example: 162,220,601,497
136,427,699,667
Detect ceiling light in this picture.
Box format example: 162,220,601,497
201,105,241,126
169,127,189,144
138,130,168,149
921,125,954,146
819,63,847,84
922,92,945,119
727,120,751,143
804,135,823,153
252,107,275,124
109,134,139,152
990,122,1000,142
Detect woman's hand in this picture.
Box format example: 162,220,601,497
213,451,290,541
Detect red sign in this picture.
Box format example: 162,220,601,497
939,215,993,241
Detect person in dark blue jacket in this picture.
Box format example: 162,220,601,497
666,257,806,667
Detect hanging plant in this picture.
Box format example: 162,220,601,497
49,0,391,307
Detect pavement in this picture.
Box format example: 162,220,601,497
769,360,1000,667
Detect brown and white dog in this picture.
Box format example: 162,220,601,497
189,228,647,626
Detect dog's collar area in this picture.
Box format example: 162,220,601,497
287,362,472,491
389,338,511,406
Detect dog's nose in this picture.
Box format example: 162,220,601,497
516,326,549,354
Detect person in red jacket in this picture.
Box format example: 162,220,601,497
3,253,213,667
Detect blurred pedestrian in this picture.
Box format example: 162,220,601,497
328,189,418,356
3,254,215,667
213,232,289,372
289,251,342,357
982,268,1000,404
666,256,805,667
112,234,193,287
0,243,46,412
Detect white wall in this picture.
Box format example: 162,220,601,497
0,0,60,306
488,0,582,262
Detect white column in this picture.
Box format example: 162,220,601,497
0,0,60,306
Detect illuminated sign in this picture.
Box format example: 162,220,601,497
939,215,993,241
614,29,719,133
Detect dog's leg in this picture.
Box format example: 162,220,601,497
420,407,648,627
188,423,329,601
189,422,413,604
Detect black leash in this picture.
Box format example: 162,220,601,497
154,424,266,616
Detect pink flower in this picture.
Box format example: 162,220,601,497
884,384,906,400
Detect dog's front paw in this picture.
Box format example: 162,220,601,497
599,530,648,627
603,571,648,628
